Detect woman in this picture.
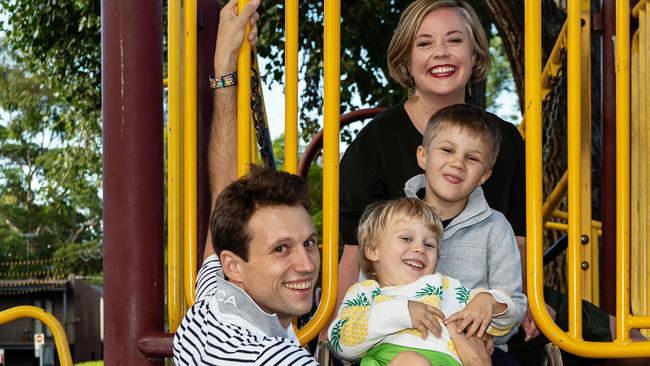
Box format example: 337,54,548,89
338,0,525,311
336,0,526,363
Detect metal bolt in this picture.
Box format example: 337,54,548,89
581,261,590,270
581,235,589,244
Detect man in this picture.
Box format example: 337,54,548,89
173,164,321,365
173,1,493,364
172,0,322,363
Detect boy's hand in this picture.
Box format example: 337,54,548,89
407,300,445,339
445,293,497,337
522,302,556,341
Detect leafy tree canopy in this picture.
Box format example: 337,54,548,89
0,0,102,279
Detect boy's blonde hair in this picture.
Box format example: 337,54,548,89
387,0,491,92
357,198,443,280
422,103,501,168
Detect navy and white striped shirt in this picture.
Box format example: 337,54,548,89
173,255,319,365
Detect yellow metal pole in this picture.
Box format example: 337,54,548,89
630,1,650,338
553,210,569,221
525,0,549,342
285,0,299,173
0,306,73,366
630,29,642,318
183,0,197,306
296,0,339,344
592,226,600,306
545,222,568,232
578,0,593,303
644,3,650,338
615,0,631,344
237,1,252,176
167,0,184,331
638,5,649,326
566,0,583,339
629,315,650,328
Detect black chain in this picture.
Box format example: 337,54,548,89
542,48,567,160
250,48,277,170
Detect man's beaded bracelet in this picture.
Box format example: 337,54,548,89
209,72,237,90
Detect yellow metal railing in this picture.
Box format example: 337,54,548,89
631,0,650,338
285,0,299,173
518,21,567,136
0,306,73,365
527,0,650,357
167,0,184,331
566,0,583,340
515,13,600,302
182,0,198,308
237,2,252,177
232,0,340,345
294,0,340,344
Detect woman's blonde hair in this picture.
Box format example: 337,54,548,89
387,0,491,91
357,198,443,280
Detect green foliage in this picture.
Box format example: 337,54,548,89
485,28,519,121
306,163,323,237
271,134,323,237
254,0,412,142
0,0,102,279
0,0,101,127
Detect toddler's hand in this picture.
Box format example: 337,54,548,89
444,293,496,337
407,300,445,339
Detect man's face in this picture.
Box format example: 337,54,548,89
237,204,320,327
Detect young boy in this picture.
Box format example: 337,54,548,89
404,104,527,351
328,198,518,366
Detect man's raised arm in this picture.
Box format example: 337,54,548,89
205,0,259,258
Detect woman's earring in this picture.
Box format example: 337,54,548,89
409,75,416,95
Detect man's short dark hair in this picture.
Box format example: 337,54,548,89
210,165,310,261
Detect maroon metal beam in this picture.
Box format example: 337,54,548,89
137,333,174,358
196,0,221,263
600,0,617,314
297,108,388,178
102,0,165,364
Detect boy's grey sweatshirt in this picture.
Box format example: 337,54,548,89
405,174,527,345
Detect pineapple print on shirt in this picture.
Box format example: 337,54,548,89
328,274,518,364
330,287,372,352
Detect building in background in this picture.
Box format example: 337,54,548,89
0,275,102,365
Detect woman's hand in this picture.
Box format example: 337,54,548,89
447,322,492,366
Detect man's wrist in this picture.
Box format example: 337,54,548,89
214,48,238,76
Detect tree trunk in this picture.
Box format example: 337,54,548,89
480,0,565,111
